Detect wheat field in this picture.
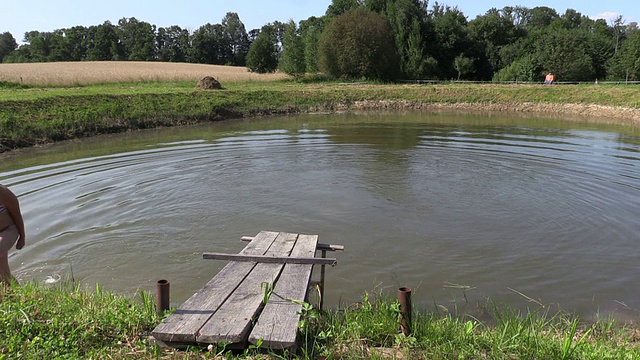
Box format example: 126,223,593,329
0,61,290,86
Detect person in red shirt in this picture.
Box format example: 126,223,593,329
544,72,555,85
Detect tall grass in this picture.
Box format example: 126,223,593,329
0,280,160,359
0,61,289,86
298,291,639,360
1,282,638,359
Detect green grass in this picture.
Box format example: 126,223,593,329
2,80,640,152
1,283,638,359
0,281,160,359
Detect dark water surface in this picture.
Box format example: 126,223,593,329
2,111,639,320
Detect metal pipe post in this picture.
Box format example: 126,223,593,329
156,279,170,314
398,286,412,336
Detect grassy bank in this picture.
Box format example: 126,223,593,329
1,282,638,359
2,79,640,152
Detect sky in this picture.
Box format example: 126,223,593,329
1,0,638,43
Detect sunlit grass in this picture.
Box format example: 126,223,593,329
2,76,640,153
0,61,290,86
1,283,638,359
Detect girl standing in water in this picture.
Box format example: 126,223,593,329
0,184,25,286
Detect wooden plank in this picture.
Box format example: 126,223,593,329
151,231,279,343
249,234,319,349
202,252,337,266
196,232,298,344
241,236,344,251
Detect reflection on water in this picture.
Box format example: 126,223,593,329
2,111,640,320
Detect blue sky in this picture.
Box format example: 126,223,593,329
1,0,637,43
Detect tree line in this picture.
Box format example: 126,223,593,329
1,0,639,82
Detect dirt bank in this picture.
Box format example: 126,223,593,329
336,100,640,126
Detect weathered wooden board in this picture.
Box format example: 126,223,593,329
196,232,298,344
202,252,336,265
249,234,319,349
151,231,279,343
241,236,345,252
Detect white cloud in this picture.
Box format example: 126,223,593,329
594,12,622,21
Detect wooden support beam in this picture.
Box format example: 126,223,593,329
240,236,344,252
203,252,338,266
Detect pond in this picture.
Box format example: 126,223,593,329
2,111,639,320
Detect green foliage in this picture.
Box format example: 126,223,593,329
318,7,400,80
190,23,228,64
222,12,251,66
0,32,18,63
454,54,475,80
0,81,29,89
607,30,640,81
430,4,472,80
156,25,190,63
534,28,595,81
325,0,362,18
85,21,120,61
117,17,156,61
279,21,306,77
246,25,279,73
493,55,539,82
299,16,326,74
1,4,639,82
377,0,431,79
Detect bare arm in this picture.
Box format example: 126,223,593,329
0,185,25,249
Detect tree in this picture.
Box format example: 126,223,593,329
454,54,474,80
607,30,640,81
430,4,472,79
383,0,432,79
610,15,627,56
156,25,190,62
326,0,363,17
468,8,524,77
117,17,156,61
534,28,594,81
0,32,18,62
318,7,399,80
190,23,228,64
279,20,306,77
64,26,90,61
222,12,250,66
527,6,559,29
299,16,325,73
86,22,120,61
246,25,279,73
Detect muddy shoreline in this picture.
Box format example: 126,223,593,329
2,99,639,154
339,100,640,126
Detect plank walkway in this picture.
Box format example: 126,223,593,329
151,230,341,350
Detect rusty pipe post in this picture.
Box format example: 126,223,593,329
398,287,412,336
156,279,170,314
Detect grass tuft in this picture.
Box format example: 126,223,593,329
1,282,638,358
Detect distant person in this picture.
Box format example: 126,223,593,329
0,184,25,286
544,72,555,85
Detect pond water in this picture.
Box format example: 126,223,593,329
2,111,639,320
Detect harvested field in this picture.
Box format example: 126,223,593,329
0,61,290,85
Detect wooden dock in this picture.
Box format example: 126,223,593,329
151,230,342,350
